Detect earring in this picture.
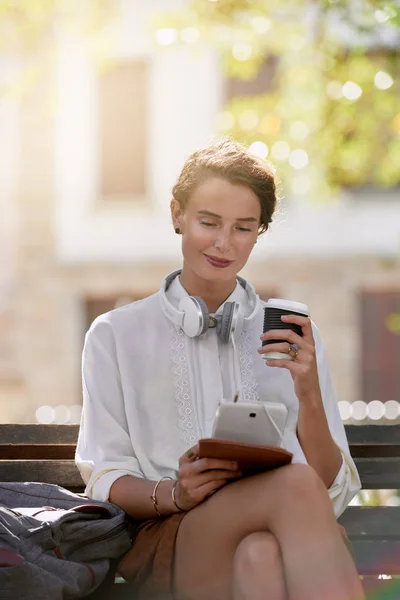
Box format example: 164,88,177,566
175,228,181,234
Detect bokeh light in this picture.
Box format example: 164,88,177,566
155,28,177,46
251,17,271,33
289,149,309,169
385,400,400,420
375,9,390,23
342,81,363,101
374,71,394,90
238,109,258,130
232,43,252,61
54,404,70,423
36,405,55,424
367,400,385,421
248,141,268,159
352,401,367,421
338,400,352,421
271,140,290,161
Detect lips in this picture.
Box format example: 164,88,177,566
204,254,234,268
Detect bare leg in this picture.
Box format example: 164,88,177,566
233,532,287,600
174,464,364,600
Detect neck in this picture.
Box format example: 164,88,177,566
179,265,237,313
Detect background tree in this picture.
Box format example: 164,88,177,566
153,0,400,200
1,0,398,201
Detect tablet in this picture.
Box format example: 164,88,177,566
211,401,288,447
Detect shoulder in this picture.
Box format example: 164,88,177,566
86,292,161,345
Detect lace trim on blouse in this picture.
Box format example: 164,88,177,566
237,329,259,403
170,325,201,446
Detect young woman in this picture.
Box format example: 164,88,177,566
76,139,364,600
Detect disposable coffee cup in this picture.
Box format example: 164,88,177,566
262,299,310,361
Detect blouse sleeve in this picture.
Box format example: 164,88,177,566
75,316,144,502
313,323,361,518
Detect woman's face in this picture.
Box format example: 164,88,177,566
171,176,261,283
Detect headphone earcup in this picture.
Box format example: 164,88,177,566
178,296,210,337
192,296,210,335
217,302,235,343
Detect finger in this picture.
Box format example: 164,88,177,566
281,314,314,342
196,469,243,486
199,479,229,500
179,468,242,496
260,329,303,346
179,444,199,466
203,471,243,498
265,358,295,370
178,471,241,507
258,341,298,356
192,458,240,474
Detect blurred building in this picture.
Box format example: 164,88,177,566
0,0,399,424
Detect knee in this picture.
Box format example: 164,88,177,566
272,463,329,511
277,463,325,496
233,532,281,578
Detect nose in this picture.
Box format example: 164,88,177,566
214,228,231,253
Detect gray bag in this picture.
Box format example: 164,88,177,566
0,482,132,600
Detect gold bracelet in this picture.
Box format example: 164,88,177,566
171,480,185,512
150,476,173,517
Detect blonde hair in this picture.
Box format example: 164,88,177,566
172,139,277,234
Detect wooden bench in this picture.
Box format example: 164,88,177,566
1,423,400,597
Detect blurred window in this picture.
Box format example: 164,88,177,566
99,60,148,200
85,288,279,332
360,290,400,402
225,55,279,101
85,294,148,331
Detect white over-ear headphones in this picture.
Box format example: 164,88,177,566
178,295,243,343
163,270,246,343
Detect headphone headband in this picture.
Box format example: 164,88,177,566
159,270,260,341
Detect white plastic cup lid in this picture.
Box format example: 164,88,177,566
265,298,310,316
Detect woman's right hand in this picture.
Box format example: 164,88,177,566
175,445,242,511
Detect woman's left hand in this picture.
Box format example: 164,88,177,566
258,314,321,403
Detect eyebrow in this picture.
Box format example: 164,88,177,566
197,210,258,223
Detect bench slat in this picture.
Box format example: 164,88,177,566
350,444,400,458
0,460,84,490
350,540,400,575
339,506,400,537
355,457,400,489
0,444,75,460
1,457,399,489
0,424,79,444
345,425,400,446
2,424,400,446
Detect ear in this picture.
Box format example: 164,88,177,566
170,198,184,230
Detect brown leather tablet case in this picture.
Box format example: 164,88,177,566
198,438,293,475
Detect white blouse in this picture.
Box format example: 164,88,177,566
75,271,361,518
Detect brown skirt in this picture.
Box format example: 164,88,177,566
117,513,187,600
116,516,353,600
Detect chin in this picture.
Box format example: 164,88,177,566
201,262,240,281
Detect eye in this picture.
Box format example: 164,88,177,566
200,220,216,227
237,226,252,232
